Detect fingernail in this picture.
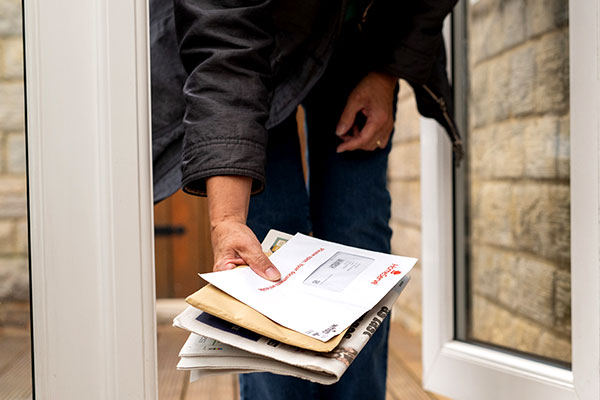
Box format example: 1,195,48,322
335,124,346,136
265,267,281,281
336,148,344,153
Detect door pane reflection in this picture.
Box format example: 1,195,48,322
458,0,571,365
0,0,33,397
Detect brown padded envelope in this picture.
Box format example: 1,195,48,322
186,283,346,353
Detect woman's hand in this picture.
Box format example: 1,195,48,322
206,175,281,281
335,71,397,153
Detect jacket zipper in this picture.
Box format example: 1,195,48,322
422,84,464,166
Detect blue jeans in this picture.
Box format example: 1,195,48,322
242,28,395,400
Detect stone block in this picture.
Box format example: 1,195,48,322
468,5,505,61
388,141,420,180
389,180,420,226
0,36,23,79
470,121,527,178
0,131,5,172
0,82,25,131
526,0,569,38
6,131,25,173
488,55,511,122
393,93,420,143
553,268,571,335
471,294,570,363
15,217,27,254
512,183,570,261
534,31,569,115
390,221,421,258
501,0,526,50
468,9,492,64
471,246,556,328
0,257,29,301
508,44,535,116
0,175,26,193
468,0,500,20
0,176,26,218
468,61,491,128
0,219,14,253
511,256,555,327
536,331,571,363
471,295,543,353
523,116,560,178
470,245,516,300
470,181,514,247
0,0,22,36
557,115,570,179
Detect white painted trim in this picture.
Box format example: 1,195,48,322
421,0,600,398
24,0,157,397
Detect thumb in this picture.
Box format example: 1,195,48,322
240,248,281,282
336,96,362,136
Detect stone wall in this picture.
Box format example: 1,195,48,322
0,0,28,304
389,82,423,334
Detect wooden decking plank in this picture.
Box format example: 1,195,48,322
184,374,239,400
0,334,30,374
389,324,452,400
157,325,189,399
0,342,33,399
386,352,432,400
389,323,424,381
154,321,452,400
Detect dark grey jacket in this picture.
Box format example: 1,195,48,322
150,0,461,203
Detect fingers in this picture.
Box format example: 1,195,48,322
335,95,363,136
211,220,281,281
336,116,392,153
213,257,245,272
239,249,281,281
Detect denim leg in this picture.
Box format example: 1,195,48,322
246,112,311,242
299,31,394,400
243,26,394,400
241,110,319,400
239,372,320,400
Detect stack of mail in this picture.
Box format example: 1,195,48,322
173,230,417,385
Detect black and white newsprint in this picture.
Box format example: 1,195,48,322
173,276,409,385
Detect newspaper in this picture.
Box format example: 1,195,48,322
174,275,410,385
200,233,417,342
173,230,414,384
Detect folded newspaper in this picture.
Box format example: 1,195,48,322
173,230,416,385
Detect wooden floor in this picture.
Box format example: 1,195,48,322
0,321,448,400
158,323,449,400
0,329,33,400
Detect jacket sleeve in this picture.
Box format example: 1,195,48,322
363,0,458,84
173,0,274,196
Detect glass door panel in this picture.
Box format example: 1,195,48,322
455,0,571,366
0,0,33,397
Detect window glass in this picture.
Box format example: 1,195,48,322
0,0,33,395
458,0,571,365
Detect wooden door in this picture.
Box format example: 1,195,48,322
154,191,214,298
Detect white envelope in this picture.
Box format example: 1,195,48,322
200,233,417,342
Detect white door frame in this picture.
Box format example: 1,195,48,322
23,0,600,398
24,0,157,397
421,1,600,399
